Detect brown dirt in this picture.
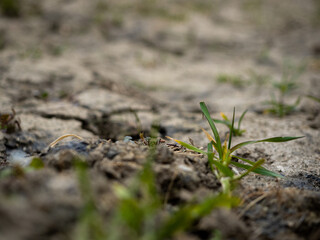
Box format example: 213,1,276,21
0,0,320,240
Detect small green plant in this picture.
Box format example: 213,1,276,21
74,159,106,240
265,62,305,117
0,157,44,179
265,84,300,117
216,74,246,88
74,126,239,240
213,110,248,136
247,70,271,86
109,130,239,240
168,102,303,195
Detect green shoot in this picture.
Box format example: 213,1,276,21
216,74,246,88
110,123,239,239
0,157,44,179
73,159,106,240
28,157,44,169
168,102,303,195
306,94,320,103
264,62,305,117
264,94,301,117
73,124,240,240
213,109,248,136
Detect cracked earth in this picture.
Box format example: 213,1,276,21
0,1,320,240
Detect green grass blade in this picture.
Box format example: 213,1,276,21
230,140,258,153
232,155,267,170
156,206,194,239
228,108,235,149
211,140,219,153
230,161,284,178
257,136,304,142
306,95,320,103
238,109,248,130
213,119,231,127
207,143,215,172
157,194,240,239
211,159,234,178
167,137,207,155
230,136,304,153
200,102,223,158
236,159,265,180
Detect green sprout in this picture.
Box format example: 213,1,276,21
264,62,305,117
0,157,44,179
168,102,303,195
213,110,248,136
247,70,271,87
74,125,239,240
74,159,106,240
109,124,239,239
216,74,246,88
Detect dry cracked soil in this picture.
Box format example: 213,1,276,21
0,1,320,240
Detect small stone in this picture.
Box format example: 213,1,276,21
106,148,119,160
7,150,32,167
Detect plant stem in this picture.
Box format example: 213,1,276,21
220,177,231,196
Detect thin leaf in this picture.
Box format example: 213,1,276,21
211,159,234,178
200,128,220,154
238,109,248,130
200,102,223,158
306,95,320,103
294,96,301,106
157,194,240,239
211,141,219,154
221,139,229,164
213,119,231,128
230,136,304,153
220,112,229,121
236,159,265,180
230,161,284,178
228,108,235,149
232,155,267,170
201,128,217,145
166,137,207,155
207,143,215,172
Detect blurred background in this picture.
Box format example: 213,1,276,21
0,0,319,139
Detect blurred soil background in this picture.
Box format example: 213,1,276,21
0,0,320,240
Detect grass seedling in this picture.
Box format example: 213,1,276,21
247,70,271,87
168,102,303,195
216,74,246,88
0,157,44,179
213,109,248,136
265,62,305,117
74,159,106,240
109,125,240,240
73,124,239,240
